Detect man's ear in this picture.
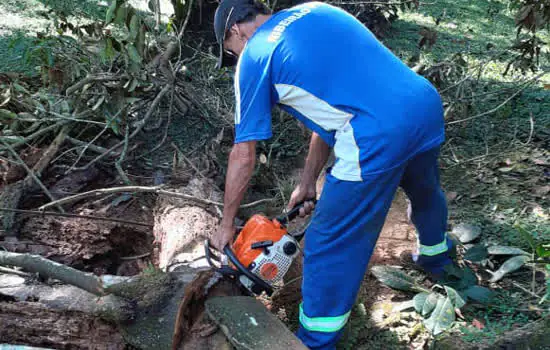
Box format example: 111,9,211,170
229,23,247,40
229,23,240,38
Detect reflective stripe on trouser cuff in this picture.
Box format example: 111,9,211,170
418,235,448,256
299,304,351,333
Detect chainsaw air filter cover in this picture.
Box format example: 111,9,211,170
232,214,299,291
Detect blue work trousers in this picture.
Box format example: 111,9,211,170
297,146,451,349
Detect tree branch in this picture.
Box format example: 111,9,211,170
38,185,273,211
0,207,152,227
0,251,105,296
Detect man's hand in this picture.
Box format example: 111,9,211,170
287,182,317,217
211,224,236,251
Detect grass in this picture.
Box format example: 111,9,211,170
383,0,550,249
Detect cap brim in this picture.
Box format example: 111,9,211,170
216,42,238,69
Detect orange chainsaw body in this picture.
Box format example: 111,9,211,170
231,214,287,268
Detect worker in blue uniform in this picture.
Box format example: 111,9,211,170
210,1,453,348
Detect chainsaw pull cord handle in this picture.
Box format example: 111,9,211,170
276,198,317,227
223,245,274,296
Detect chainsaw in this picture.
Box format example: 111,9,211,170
204,201,313,296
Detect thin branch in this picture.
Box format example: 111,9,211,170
521,112,535,145
177,0,195,41
66,136,112,155
115,121,131,184
1,138,65,213
65,74,127,96
38,185,273,211
0,265,31,277
448,73,546,125
0,121,68,151
510,280,541,299
120,252,151,261
0,207,152,227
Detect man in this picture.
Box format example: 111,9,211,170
211,1,453,348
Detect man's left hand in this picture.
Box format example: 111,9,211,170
211,224,236,251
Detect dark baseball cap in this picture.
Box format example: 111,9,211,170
214,0,259,68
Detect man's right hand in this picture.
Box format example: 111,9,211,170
287,183,317,217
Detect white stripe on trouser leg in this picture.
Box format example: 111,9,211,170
299,304,351,333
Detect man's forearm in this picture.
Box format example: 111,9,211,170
301,132,330,186
220,142,256,228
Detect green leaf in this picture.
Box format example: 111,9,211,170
536,244,550,258
423,293,441,316
440,264,478,290
489,255,530,283
125,7,136,28
148,0,155,12
451,223,481,243
128,15,140,40
104,38,115,61
413,292,441,316
106,0,118,24
126,44,142,63
488,245,530,256
136,26,145,56
423,296,455,335
127,78,139,92
463,285,495,304
371,266,425,292
464,244,489,262
515,224,536,250
115,5,128,25
413,292,429,313
0,109,17,120
444,286,466,308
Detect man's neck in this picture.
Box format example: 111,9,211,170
252,14,272,33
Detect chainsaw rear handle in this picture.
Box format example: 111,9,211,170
276,198,317,227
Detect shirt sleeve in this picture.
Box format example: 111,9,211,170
233,51,274,144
